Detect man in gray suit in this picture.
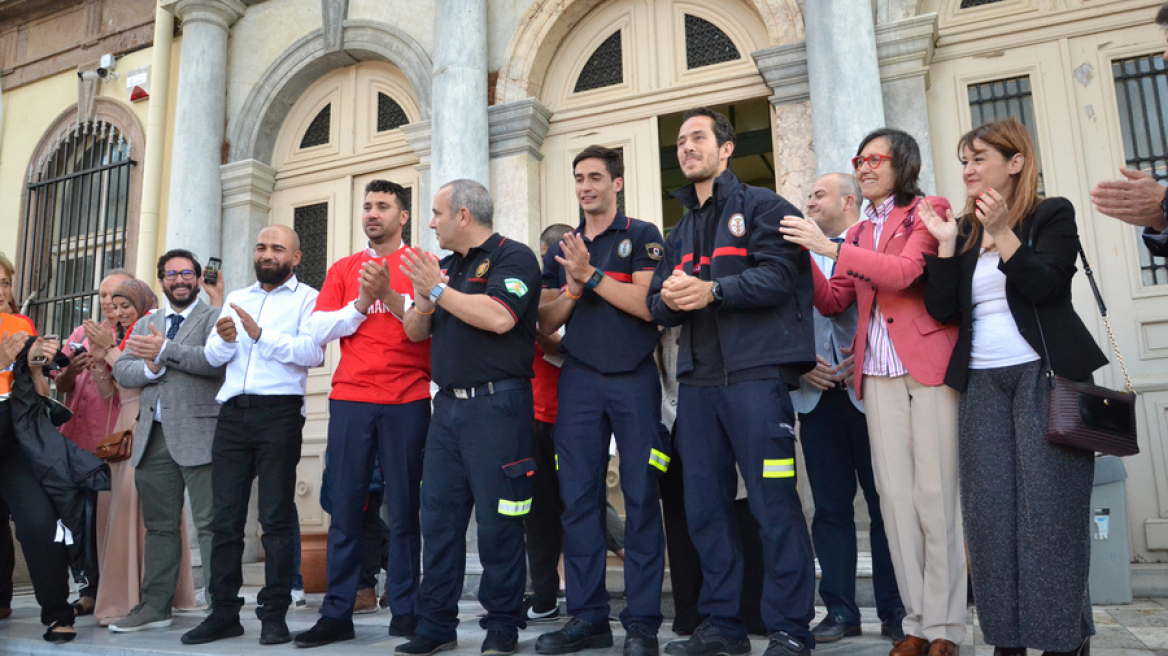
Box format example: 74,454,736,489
789,174,904,644
110,248,226,632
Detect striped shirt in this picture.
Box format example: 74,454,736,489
862,197,908,378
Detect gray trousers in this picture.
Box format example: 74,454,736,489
959,361,1094,652
135,422,215,613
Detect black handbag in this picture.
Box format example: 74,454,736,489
1031,246,1138,457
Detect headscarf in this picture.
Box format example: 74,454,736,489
111,279,157,347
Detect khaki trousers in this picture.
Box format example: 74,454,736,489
863,375,966,644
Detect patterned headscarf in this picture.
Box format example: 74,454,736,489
111,278,158,344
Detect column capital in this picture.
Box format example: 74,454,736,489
221,159,276,211
751,42,809,107
401,120,433,168
488,98,553,160
875,13,938,83
161,0,246,32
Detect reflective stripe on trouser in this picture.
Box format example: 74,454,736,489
555,358,665,630
649,448,671,473
763,458,795,478
498,498,532,516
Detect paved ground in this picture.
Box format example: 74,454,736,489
1,588,1166,656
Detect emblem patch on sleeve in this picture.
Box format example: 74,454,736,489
728,213,746,237
618,239,632,258
646,243,663,261
505,278,529,297
476,259,490,277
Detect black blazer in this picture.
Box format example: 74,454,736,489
924,197,1107,392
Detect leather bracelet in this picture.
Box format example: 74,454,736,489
414,306,435,316
565,287,581,300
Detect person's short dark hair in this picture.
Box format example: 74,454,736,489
364,179,411,212
572,145,624,181
540,223,574,250
680,107,736,149
856,128,923,207
156,248,202,281
1157,1,1168,26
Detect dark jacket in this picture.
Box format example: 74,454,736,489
647,169,815,378
924,196,1107,392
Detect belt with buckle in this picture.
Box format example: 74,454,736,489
227,394,302,409
441,378,527,400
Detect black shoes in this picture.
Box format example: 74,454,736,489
295,617,356,648
395,633,458,655
482,630,519,655
624,624,660,656
182,616,245,645
43,621,76,643
536,617,615,654
812,613,861,643
663,623,751,656
260,617,291,645
764,632,811,656
391,613,419,638
882,608,907,642
994,648,1027,656
524,594,562,624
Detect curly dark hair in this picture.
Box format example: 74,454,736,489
156,248,202,281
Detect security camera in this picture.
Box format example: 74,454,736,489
78,70,100,81
95,67,118,80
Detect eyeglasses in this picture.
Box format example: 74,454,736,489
852,154,893,170
163,270,197,281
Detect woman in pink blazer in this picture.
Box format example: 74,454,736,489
781,129,963,656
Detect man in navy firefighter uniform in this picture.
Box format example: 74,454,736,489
648,108,817,656
534,145,668,656
396,179,543,656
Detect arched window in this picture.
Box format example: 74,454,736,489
960,0,1006,7
377,93,410,132
300,104,332,148
574,31,624,93
684,14,740,69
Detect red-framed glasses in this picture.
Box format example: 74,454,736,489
851,154,893,170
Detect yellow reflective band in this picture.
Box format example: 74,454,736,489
555,454,559,471
648,448,671,473
762,458,795,479
498,498,532,517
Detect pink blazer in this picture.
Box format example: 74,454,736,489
812,196,959,397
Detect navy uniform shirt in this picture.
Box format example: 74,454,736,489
542,213,664,374
431,233,542,389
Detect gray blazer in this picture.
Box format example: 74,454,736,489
112,300,225,467
790,260,863,415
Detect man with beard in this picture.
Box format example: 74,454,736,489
182,225,324,646
647,108,817,656
110,250,226,633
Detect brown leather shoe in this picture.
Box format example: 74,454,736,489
890,635,929,656
353,588,379,614
928,639,960,656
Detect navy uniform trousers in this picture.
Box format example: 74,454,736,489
321,398,430,622
555,358,665,631
676,379,815,646
415,383,534,642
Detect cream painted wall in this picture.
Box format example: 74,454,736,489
487,0,537,70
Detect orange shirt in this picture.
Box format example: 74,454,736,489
0,313,37,400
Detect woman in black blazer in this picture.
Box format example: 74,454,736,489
919,118,1105,656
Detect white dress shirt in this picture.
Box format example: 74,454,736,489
308,244,413,346
204,275,324,406
144,300,199,421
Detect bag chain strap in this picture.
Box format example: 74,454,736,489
1078,248,1134,394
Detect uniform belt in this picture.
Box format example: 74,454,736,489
226,394,302,409
440,378,526,400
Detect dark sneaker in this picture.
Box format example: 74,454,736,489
812,613,861,643
764,632,811,656
395,634,458,655
296,617,356,648
536,617,614,654
391,613,419,638
181,617,245,645
525,594,561,623
260,618,292,645
663,623,751,656
882,608,907,642
108,603,173,633
483,630,519,655
624,624,660,656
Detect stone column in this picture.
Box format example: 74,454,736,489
752,43,819,204
160,0,245,273
427,0,489,253
488,98,552,248
876,14,939,195
400,121,433,246
803,0,886,176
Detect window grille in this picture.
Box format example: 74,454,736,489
574,31,623,93
20,120,134,339
1113,53,1168,285
377,93,410,132
684,14,740,70
293,203,329,290
960,0,1006,7
300,104,331,148
967,75,1044,193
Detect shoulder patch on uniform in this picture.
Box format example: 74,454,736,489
646,243,663,261
618,239,632,258
476,259,490,277
728,213,746,237
504,278,529,298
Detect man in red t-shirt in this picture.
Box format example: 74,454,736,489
295,180,432,648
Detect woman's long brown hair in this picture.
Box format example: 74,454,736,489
958,117,1040,253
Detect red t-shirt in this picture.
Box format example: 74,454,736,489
314,247,431,404
532,343,560,424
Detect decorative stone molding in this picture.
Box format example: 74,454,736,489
161,0,246,31
487,98,553,160
322,0,349,52
400,120,433,167
221,159,277,212
751,42,809,106
874,13,937,84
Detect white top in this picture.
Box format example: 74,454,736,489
204,275,324,407
969,250,1040,369
308,243,414,346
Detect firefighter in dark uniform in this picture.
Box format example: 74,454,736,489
534,146,667,656
648,108,817,656
396,179,543,656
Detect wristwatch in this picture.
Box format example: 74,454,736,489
585,269,605,290
710,280,724,306
429,282,448,304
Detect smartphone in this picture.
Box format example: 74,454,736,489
204,257,222,286
31,333,59,366
69,341,87,356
